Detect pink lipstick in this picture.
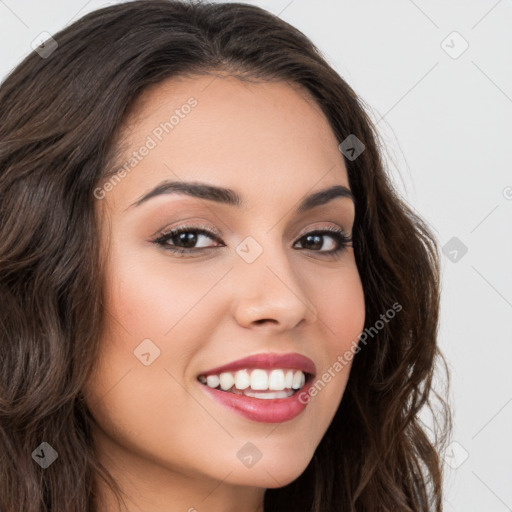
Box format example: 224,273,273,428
197,352,315,423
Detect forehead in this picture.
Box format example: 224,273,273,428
104,74,350,211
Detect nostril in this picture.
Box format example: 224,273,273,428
253,318,277,325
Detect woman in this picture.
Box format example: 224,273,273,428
0,1,451,510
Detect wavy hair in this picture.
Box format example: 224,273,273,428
0,1,451,510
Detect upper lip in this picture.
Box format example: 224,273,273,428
198,352,316,377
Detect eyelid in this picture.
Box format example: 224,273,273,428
295,222,351,238
154,220,350,243
153,221,222,239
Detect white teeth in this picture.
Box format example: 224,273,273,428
242,389,294,399
268,369,285,390
219,372,234,391
206,375,219,388
284,370,293,388
234,370,250,390
200,368,307,392
250,369,268,390
291,370,305,390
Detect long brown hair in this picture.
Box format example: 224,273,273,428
0,1,451,510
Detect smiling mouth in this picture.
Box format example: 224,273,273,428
197,368,312,399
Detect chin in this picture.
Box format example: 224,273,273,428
220,450,314,489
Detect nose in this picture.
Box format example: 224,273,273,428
229,242,318,331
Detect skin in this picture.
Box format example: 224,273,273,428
84,73,366,512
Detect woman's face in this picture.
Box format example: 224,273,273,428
85,74,365,508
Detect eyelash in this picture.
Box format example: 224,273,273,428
152,223,353,259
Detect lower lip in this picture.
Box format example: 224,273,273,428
199,382,312,423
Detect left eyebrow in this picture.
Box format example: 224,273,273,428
125,180,355,212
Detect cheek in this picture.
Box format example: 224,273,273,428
306,265,365,403
315,265,366,349
83,254,212,474
85,248,228,429
105,246,224,340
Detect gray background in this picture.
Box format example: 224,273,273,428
1,0,511,509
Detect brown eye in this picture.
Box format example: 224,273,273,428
294,228,352,255
153,224,224,256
